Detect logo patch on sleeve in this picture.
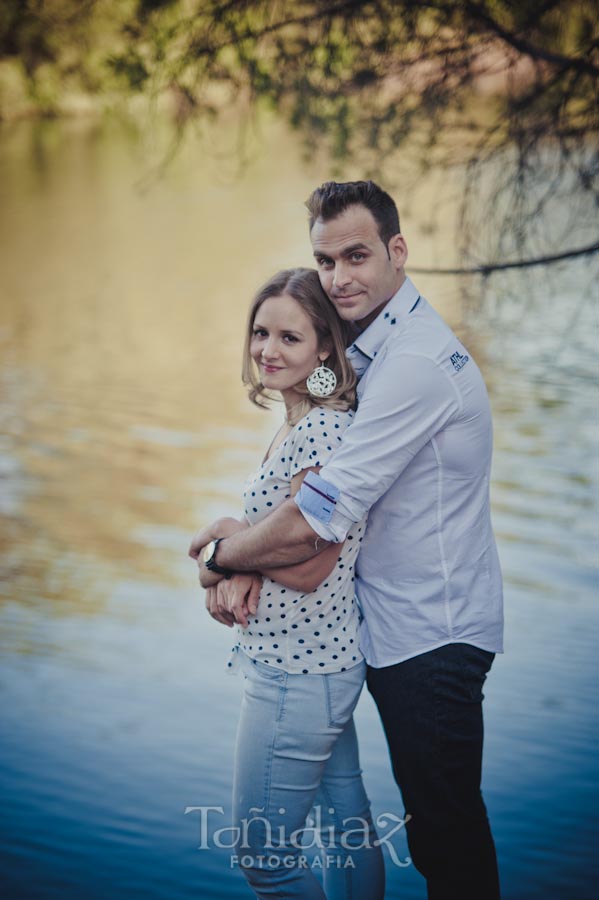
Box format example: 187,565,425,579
450,350,470,371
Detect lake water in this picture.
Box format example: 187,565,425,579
0,116,597,899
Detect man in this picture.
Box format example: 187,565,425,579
191,180,503,899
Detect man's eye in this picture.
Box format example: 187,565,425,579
351,252,365,262
317,258,333,268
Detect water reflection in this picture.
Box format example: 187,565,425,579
0,117,597,899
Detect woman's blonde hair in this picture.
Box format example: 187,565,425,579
242,268,357,425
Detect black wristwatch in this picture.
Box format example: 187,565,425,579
203,538,234,579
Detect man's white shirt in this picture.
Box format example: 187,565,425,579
296,276,504,667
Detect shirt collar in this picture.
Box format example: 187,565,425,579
347,276,421,367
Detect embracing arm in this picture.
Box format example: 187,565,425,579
199,508,335,626
261,542,341,593
191,500,319,565
189,468,334,589
196,510,337,593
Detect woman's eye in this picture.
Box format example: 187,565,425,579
252,329,267,337
283,335,298,343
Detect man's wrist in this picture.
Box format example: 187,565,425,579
203,538,235,579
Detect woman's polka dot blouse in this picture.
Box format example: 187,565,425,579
229,405,366,675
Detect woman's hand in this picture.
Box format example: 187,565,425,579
204,585,235,627
205,574,262,628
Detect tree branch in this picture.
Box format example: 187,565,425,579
409,240,599,276
463,1,599,77
187,0,366,58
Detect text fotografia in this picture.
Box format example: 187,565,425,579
184,805,412,868
231,853,356,871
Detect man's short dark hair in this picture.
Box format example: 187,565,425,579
305,180,401,246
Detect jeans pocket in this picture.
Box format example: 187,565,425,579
250,657,287,683
323,660,366,728
239,652,287,684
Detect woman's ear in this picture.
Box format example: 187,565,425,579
318,340,332,363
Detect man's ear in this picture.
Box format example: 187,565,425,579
388,233,408,269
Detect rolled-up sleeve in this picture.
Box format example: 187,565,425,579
295,351,461,541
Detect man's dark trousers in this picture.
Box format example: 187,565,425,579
367,642,500,900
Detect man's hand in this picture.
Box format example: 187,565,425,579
188,516,247,561
205,574,262,628
190,516,250,587
190,500,324,580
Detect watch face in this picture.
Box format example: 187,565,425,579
203,540,216,564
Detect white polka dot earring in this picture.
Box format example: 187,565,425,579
306,365,337,397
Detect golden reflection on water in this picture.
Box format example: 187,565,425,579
0,114,468,619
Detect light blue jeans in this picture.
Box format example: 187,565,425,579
233,652,385,899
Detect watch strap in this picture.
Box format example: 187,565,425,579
205,538,234,579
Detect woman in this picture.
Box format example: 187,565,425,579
196,268,385,899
